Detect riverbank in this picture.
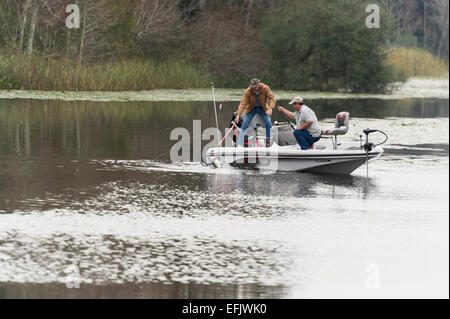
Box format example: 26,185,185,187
1,47,448,92
0,78,448,102
0,55,211,91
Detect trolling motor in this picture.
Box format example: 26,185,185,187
363,129,377,151
362,128,389,177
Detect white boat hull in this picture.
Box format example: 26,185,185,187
206,141,383,175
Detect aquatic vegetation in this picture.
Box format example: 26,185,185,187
0,78,448,102
0,53,211,91
388,47,449,79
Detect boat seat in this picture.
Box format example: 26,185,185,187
321,112,350,136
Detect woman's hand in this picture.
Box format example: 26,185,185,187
266,108,273,117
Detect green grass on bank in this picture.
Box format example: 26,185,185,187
0,47,448,91
388,47,449,79
0,53,211,91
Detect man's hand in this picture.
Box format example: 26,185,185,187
266,108,273,117
235,114,240,123
277,106,285,113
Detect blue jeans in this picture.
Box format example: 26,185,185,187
237,107,272,145
294,129,320,150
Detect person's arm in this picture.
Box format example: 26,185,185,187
277,106,295,120
297,121,313,130
297,112,314,130
264,85,276,116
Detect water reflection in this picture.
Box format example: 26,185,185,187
0,229,295,289
0,160,376,216
0,97,448,298
0,281,285,299
0,98,448,160
205,169,376,199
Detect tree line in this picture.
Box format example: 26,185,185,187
0,0,448,92
380,0,448,61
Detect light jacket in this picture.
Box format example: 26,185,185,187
237,83,276,116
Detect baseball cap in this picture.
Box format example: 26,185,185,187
249,78,260,88
289,96,304,105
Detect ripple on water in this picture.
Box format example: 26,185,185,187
0,231,298,287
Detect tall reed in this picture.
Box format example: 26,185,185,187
1,47,448,91
387,47,449,79
0,53,211,91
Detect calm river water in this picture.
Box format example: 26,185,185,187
0,95,448,298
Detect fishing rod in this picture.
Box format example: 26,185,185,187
218,122,236,146
278,107,296,131
210,82,220,144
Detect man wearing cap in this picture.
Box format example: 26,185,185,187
235,78,276,147
277,97,321,150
